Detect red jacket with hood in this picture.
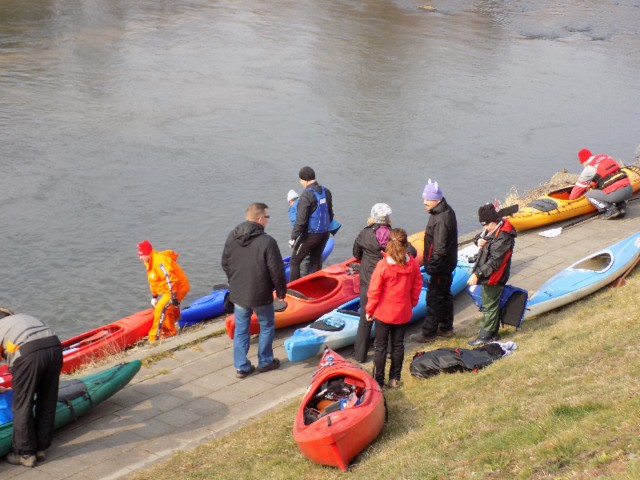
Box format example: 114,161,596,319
365,253,423,325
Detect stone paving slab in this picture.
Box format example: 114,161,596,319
1,208,639,479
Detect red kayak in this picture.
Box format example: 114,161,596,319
225,258,361,338
0,308,153,387
224,231,425,339
292,348,386,471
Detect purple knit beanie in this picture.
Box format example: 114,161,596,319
422,179,443,201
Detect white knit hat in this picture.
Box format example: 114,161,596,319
370,203,392,223
287,189,299,202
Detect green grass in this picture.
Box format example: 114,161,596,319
131,273,640,480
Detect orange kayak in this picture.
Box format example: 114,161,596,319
0,308,153,388
509,165,640,232
292,348,385,471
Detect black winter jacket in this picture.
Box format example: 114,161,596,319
471,219,516,286
221,221,287,307
423,198,458,276
291,182,334,241
353,224,417,288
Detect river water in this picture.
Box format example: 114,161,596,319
1,0,639,338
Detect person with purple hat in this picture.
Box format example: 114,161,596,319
410,179,458,344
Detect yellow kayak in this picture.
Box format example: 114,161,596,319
509,165,640,232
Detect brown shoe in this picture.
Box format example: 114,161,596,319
387,378,400,389
236,365,256,379
5,453,36,467
257,358,280,373
409,333,438,344
437,328,455,338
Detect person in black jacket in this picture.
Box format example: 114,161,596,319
352,203,393,363
221,203,287,379
352,203,417,363
288,166,334,282
410,180,458,343
466,203,517,346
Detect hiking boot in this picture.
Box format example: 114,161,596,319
257,358,280,373
236,364,256,379
387,378,400,389
409,332,438,344
5,453,36,467
602,206,620,220
616,202,627,218
467,337,487,347
437,328,455,338
36,451,46,462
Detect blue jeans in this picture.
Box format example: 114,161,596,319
233,303,275,371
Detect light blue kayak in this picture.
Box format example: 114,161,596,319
525,231,640,319
179,237,335,328
284,258,473,362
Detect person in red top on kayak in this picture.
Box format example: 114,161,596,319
366,228,423,389
467,203,517,346
137,240,190,343
569,148,632,220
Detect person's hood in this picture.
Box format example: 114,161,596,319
232,221,265,247
382,252,418,275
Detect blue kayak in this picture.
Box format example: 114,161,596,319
284,257,473,363
524,231,640,319
179,236,335,328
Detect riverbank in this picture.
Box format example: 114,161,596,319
3,178,640,479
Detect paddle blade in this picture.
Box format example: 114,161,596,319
539,227,562,238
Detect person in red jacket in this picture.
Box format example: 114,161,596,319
366,228,423,389
569,148,632,219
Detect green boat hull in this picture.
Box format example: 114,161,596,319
0,360,141,457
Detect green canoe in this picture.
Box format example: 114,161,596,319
0,360,141,457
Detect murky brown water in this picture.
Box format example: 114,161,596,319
1,0,639,336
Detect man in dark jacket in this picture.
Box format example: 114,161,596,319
289,166,334,282
0,308,63,467
410,180,458,343
466,203,517,345
221,203,287,378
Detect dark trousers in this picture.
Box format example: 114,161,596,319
11,344,63,455
422,273,454,336
289,231,330,282
373,320,407,387
353,289,372,363
479,284,503,335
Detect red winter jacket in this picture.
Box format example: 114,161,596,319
365,253,423,325
569,154,630,200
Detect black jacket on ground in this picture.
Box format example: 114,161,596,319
221,221,287,307
423,198,458,276
291,182,334,241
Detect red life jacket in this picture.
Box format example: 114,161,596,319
586,155,630,193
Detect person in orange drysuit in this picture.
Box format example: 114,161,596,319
137,240,190,342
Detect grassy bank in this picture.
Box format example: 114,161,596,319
131,271,640,479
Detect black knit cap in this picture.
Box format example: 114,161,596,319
298,166,316,181
478,203,501,224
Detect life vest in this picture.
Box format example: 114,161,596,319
306,186,329,234
588,155,629,191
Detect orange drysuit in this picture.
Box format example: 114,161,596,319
144,249,190,342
